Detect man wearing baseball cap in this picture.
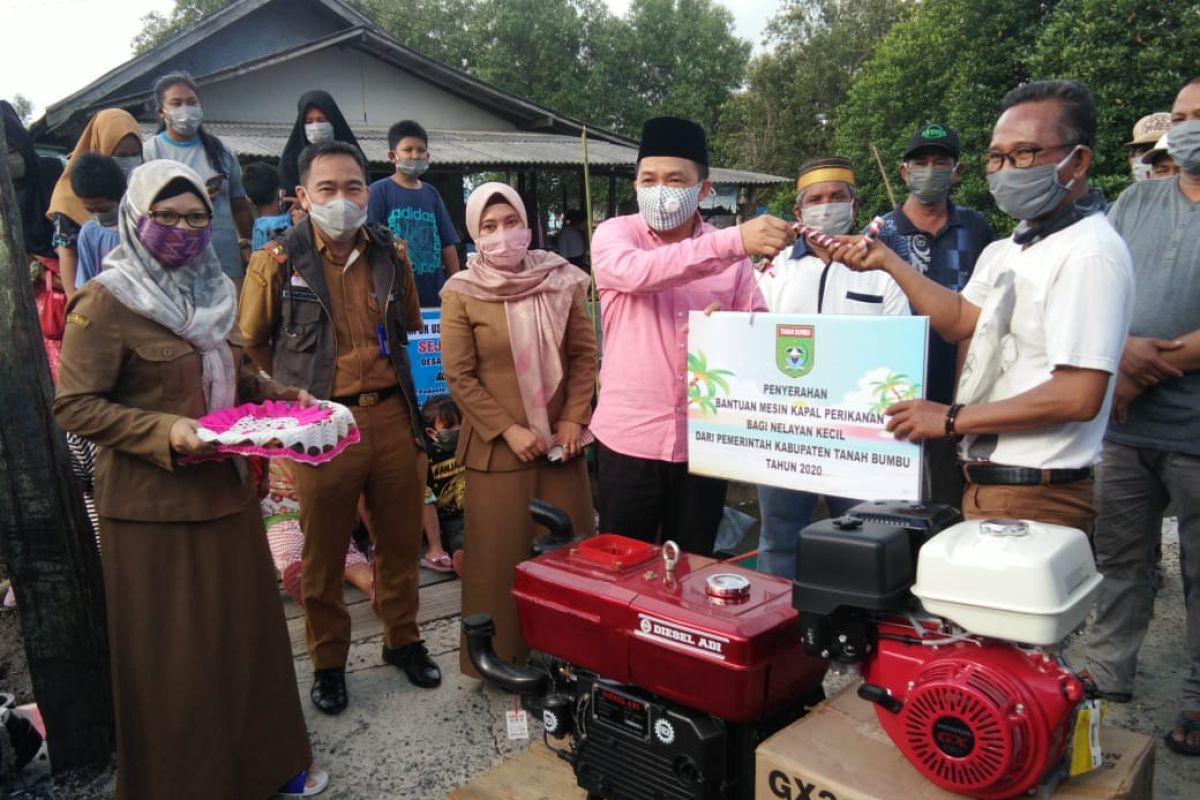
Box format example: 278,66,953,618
1126,111,1172,181
1140,133,1181,180
871,122,993,507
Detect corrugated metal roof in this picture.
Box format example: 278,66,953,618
144,122,788,185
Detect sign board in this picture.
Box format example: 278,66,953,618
686,312,928,500
407,308,448,407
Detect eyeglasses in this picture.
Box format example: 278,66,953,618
980,143,1079,174
147,210,212,228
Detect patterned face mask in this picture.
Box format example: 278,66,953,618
636,184,702,232
135,216,213,268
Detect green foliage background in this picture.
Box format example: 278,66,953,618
132,0,1200,227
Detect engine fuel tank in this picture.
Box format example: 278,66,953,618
512,535,828,722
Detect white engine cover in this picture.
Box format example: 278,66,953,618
910,519,1102,645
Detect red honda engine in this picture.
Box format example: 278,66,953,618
862,621,1085,799
465,502,828,800
793,504,1102,799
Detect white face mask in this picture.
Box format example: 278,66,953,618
636,184,702,232
166,104,203,137
800,202,855,236
304,121,334,144
307,197,366,242
1129,158,1152,182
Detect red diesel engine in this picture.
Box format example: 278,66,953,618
793,504,1101,799
465,503,828,800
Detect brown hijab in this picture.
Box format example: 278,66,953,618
441,182,588,442
47,108,142,225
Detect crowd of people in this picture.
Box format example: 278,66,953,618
2,67,1198,798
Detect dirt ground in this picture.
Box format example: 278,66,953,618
1,504,1197,799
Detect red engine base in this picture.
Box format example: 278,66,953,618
861,621,1086,799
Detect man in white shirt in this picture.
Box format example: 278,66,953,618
756,157,908,579
839,80,1133,533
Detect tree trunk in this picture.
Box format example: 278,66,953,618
0,124,114,772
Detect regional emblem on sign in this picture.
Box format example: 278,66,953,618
776,324,814,378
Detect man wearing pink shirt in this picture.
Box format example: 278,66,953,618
590,116,793,555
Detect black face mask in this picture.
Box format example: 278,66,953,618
429,429,459,453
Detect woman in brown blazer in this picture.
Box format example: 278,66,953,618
441,182,597,677
53,161,324,799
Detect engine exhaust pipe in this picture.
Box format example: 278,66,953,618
529,498,578,556
462,613,548,695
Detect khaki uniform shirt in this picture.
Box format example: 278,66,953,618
239,226,422,396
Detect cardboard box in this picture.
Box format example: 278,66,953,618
756,686,1154,800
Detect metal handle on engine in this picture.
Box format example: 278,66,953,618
662,540,680,582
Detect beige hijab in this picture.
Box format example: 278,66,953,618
441,182,588,442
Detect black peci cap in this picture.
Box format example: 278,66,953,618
638,116,708,165
902,122,960,160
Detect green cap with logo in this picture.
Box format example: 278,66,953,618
903,122,961,160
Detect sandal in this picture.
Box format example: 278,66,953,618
420,553,454,573
1076,669,1132,704
276,766,329,797
1163,711,1200,756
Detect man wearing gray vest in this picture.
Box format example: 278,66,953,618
1084,75,1200,756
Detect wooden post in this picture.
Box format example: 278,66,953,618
0,122,114,772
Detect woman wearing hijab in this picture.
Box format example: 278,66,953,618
53,161,327,800
440,182,597,677
46,108,143,295
278,90,364,194
2,100,54,258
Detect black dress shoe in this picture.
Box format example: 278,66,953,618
382,640,442,688
310,667,348,714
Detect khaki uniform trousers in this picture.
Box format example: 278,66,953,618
961,476,1096,535
292,394,424,669
460,456,595,677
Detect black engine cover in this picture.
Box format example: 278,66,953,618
575,680,728,800
566,676,809,800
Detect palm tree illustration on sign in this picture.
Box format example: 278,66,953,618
687,350,735,415
869,371,922,413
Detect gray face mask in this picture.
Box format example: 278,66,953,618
1166,119,1200,176
800,202,855,236
906,165,954,204
986,146,1080,221
394,158,429,178
113,155,141,178
92,206,120,227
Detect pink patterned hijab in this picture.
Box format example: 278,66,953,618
441,182,589,442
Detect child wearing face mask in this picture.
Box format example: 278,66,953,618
46,107,143,296
367,119,462,306
142,71,253,286
277,90,365,199
70,153,127,288
418,395,465,575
